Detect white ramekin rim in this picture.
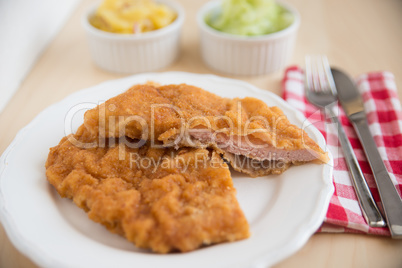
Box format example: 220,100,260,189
197,0,300,42
82,0,185,40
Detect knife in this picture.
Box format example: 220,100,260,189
332,68,402,238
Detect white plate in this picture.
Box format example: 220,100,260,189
0,72,333,268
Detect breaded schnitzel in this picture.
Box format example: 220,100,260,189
46,128,250,253
83,84,328,176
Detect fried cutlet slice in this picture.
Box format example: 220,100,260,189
45,129,250,253
83,84,328,176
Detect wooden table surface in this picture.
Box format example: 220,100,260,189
1,0,402,267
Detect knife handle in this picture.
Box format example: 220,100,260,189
328,107,385,227
352,114,402,238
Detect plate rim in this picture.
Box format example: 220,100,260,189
0,71,334,268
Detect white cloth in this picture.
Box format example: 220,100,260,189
0,0,80,114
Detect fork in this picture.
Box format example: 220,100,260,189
304,55,385,227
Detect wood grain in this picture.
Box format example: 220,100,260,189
1,0,402,267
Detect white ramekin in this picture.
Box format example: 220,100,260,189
197,1,300,76
82,0,184,73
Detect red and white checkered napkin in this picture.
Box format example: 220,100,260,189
282,66,402,235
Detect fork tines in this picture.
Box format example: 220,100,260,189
305,55,336,95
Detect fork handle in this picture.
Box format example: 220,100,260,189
327,107,386,227
352,114,402,238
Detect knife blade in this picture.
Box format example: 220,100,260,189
332,68,402,238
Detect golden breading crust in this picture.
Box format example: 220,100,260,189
222,152,292,177
45,130,250,253
83,84,328,163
